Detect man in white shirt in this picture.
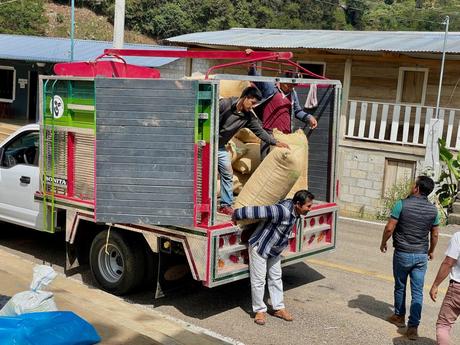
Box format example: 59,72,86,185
430,231,460,345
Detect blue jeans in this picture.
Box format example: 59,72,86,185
218,148,233,207
393,250,428,327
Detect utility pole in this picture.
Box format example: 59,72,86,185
424,16,449,179
113,0,125,49
70,0,75,61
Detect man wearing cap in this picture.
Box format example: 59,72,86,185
248,64,318,159
430,231,460,345
380,175,440,340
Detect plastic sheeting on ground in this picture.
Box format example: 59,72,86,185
0,311,101,345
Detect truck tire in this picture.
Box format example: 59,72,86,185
89,229,145,295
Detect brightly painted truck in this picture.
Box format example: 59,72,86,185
0,50,341,296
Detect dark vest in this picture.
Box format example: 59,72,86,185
392,195,438,253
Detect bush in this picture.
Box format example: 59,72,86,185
376,177,446,226
376,178,412,221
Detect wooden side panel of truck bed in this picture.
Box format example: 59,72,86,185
94,78,198,226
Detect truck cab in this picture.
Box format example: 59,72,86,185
0,124,43,230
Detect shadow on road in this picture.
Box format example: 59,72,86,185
393,335,436,345
393,328,436,345
128,262,325,320
0,222,95,288
348,294,393,321
0,222,327,319
0,222,65,266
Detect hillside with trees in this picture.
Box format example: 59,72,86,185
0,0,459,41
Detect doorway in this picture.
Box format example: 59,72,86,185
27,71,38,122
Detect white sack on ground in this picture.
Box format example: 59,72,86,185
0,265,58,316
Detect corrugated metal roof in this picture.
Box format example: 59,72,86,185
0,34,185,66
167,28,460,54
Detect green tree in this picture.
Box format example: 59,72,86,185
143,3,193,37
0,0,47,35
345,0,369,30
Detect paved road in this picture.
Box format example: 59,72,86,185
1,219,459,345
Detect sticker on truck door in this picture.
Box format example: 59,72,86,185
50,95,64,119
45,175,67,187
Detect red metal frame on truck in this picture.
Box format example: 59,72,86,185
103,49,326,80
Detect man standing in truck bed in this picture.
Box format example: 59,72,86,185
218,86,288,216
248,64,318,159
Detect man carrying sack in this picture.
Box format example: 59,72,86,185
232,190,314,325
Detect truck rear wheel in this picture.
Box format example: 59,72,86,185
89,229,145,295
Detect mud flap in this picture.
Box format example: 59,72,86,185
154,237,193,299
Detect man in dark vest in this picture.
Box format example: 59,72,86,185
248,64,318,159
380,175,440,340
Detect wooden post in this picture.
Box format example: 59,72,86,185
340,58,352,141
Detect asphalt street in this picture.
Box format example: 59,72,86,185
0,218,459,345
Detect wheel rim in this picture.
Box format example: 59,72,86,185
97,244,124,283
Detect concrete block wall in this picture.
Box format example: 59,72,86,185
339,146,386,219
338,144,425,219
190,58,213,74
158,58,213,79
157,59,187,79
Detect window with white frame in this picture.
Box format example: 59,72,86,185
298,61,326,79
0,66,16,103
396,67,428,105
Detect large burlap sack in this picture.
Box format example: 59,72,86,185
183,73,249,98
216,174,242,197
234,130,307,222
227,137,247,163
233,174,243,194
219,79,251,98
235,128,261,144
272,129,309,198
232,142,261,174
233,172,250,195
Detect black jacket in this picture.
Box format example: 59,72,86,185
218,97,277,148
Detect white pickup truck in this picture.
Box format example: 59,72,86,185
0,124,43,230
0,56,341,297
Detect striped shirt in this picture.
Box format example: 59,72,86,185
234,199,298,259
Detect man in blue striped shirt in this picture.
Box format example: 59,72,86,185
232,190,314,325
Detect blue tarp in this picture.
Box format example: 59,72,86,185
0,311,101,345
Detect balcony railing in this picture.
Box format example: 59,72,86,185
345,100,460,150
